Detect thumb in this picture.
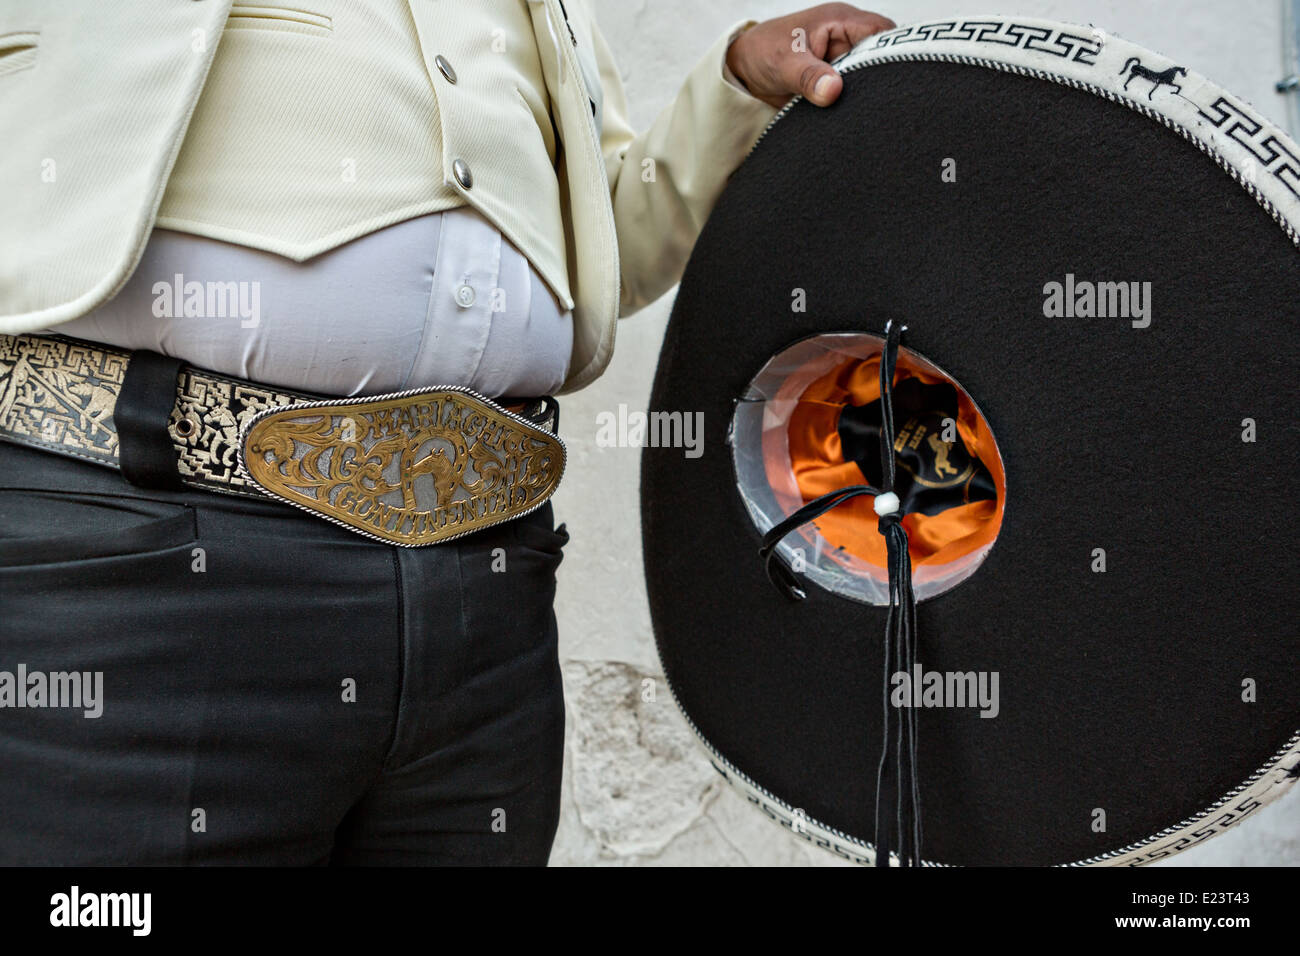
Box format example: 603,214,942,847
786,54,843,107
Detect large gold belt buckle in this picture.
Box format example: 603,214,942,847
237,388,565,546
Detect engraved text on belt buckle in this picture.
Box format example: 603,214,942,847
237,388,565,546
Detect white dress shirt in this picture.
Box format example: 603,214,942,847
48,207,574,398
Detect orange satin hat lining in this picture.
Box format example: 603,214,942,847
768,355,1006,571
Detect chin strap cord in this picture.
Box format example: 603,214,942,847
757,320,923,867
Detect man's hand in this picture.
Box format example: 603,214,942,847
725,4,895,108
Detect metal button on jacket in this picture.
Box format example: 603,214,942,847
435,55,457,84
452,159,473,189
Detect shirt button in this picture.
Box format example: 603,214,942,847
435,55,457,84
452,158,473,189
455,284,476,308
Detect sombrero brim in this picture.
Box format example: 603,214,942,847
642,16,1300,866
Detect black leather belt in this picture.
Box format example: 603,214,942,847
0,333,565,546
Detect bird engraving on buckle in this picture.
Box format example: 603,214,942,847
237,388,565,546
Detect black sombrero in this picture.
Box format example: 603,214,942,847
641,16,1300,866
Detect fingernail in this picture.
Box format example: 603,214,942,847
814,73,835,101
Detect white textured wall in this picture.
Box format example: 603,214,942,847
549,0,1299,866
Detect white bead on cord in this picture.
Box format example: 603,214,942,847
873,492,901,517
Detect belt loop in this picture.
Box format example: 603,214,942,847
117,350,187,492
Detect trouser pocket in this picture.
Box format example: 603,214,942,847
0,489,196,568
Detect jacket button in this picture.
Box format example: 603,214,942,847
452,159,473,189
435,55,457,84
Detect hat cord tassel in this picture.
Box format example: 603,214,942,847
757,319,923,867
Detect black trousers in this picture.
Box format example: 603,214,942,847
0,439,568,865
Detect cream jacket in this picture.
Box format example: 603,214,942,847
0,0,779,393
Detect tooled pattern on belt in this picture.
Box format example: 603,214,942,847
0,333,310,497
